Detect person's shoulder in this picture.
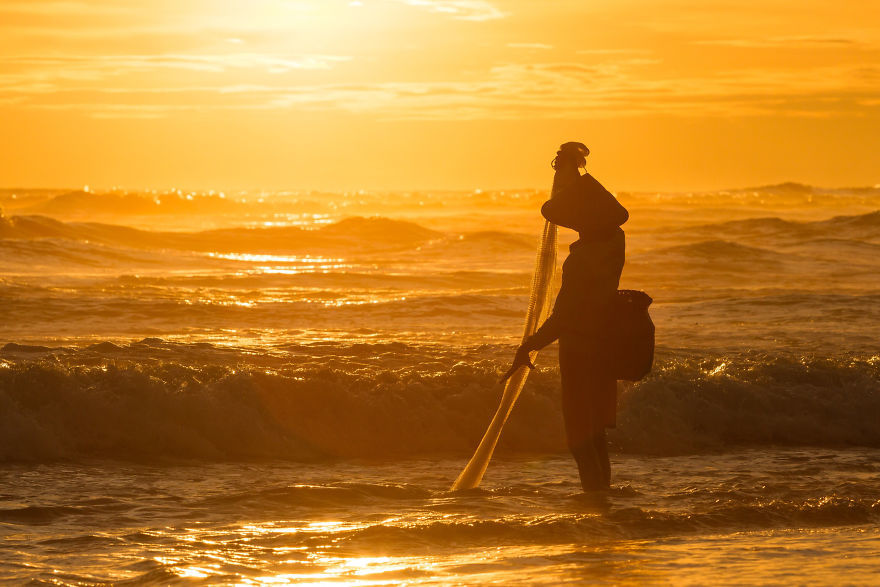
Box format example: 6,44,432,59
579,172,611,194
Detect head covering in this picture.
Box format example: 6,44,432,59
541,144,628,236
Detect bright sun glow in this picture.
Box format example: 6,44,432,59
1,0,878,191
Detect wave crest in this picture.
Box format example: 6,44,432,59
1,349,877,462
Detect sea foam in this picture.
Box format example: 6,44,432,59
1,345,877,462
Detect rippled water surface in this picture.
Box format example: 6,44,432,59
2,450,879,585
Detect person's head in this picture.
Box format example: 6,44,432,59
542,141,628,235
552,142,589,171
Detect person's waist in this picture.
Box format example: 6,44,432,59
553,296,615,320
558,314,613,336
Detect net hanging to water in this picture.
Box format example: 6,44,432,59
450,218,558,491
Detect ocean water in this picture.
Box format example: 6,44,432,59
2,452,879,585
1,183,879,584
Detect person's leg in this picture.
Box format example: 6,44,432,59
593,375,617,488
570,437,606,491
593,429,610,488
560,338,606,491
568,407,609,491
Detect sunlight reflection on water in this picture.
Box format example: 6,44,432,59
2,453,879,584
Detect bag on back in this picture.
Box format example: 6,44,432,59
612,289,655,381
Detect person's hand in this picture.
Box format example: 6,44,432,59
499,344,536,383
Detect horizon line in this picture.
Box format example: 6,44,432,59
2,180,879,196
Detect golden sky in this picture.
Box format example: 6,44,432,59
1,0,878,191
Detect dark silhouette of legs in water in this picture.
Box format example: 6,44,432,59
594,430,611,487
570,434,610,491
560,336,616,491
571,440,601,491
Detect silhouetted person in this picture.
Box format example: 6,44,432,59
502,142,628,491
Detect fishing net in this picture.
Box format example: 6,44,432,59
451,218,558,490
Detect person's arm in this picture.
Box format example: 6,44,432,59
499,280,571,382
524,312,562,351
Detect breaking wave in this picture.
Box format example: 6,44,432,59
1,345,877,462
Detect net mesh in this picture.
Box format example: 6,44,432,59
450,219,558,490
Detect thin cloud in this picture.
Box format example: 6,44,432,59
0,53,351,80
14,60,874,121
694,36,860,48
0,1,132,15
398,0,505,21
575,49,651,55
281,62,880,119
507,43,553,50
